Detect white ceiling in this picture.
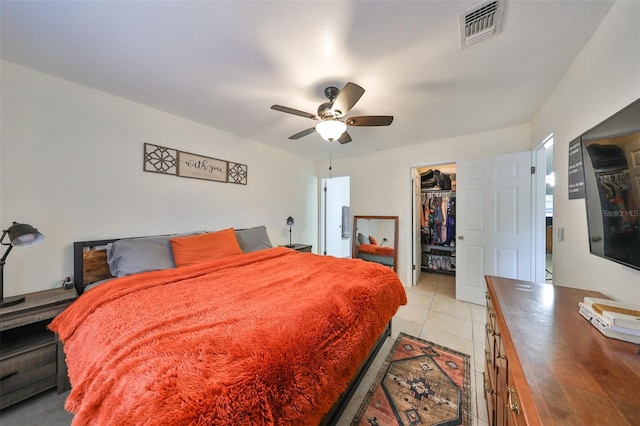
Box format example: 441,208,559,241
0,0,615,160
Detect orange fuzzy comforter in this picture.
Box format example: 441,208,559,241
357,244,395,256
50,247,406,425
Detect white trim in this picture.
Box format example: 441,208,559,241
533,133,554,283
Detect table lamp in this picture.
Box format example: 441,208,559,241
286,216,295,248
1,222,44,308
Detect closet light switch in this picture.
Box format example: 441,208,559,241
557,227,564,242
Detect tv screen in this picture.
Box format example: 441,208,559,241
581,99,640,271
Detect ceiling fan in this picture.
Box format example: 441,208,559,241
271,82,393,144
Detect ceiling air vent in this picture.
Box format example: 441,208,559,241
459,0,505,48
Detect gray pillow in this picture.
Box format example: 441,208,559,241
235,226,273,252
357,233,368,246
106,235,176,277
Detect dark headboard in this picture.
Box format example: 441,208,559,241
73,229,255,295
73,238,119,295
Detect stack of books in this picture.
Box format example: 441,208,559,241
578,297,640,344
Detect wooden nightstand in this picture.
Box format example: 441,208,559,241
0,287,76,409
282,244,312,253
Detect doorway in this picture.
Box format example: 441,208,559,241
411,151,539,305
535,134,554,283
321,176,351,257
411,163,457,287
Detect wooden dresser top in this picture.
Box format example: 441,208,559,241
486,276,640,425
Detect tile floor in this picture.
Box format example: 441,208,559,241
336,272,488,425
0,273,487,426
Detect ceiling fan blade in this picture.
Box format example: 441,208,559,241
271,105,318,120
345,115,394,126
338,132,352,144
332,82,365,116
289,127,316,140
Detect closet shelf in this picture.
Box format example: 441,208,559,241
420,189,456,194
423,244,455,252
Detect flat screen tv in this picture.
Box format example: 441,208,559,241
580,98,640,271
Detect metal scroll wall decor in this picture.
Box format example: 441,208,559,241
143,143,247,185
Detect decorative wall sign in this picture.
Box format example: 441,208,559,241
143,143,247,185
178,151,227,182
228,162,248,185
144,143,178,175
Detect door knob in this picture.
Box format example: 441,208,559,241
458,235,464,240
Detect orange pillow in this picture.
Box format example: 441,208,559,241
369,235,379,245
170,228,242,267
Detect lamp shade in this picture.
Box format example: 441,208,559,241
315,120,347,141
286,216,295,226
7,222,44,247
1,222,43,308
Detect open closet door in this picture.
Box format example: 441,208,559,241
455,151,533,305
411,168,422,285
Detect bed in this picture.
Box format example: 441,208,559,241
354,232,396,268
51,227,407,425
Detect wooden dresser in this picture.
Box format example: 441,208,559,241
484,275,640,425
0,287,76,409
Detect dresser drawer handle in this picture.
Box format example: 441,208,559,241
486,323,499,337
507,387,520,415
1,371,19,381
483,375,495,395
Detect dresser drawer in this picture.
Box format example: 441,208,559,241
483,370,496,426
485,317,498,371
506,371,528,426
1,343,57,395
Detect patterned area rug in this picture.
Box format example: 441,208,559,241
351,332,471,426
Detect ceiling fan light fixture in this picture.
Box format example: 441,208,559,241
316,120,347,141
272,82,391,143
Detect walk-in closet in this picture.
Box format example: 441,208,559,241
416,164,457,276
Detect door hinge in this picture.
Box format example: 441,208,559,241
531,166,536,174
412,264,416,271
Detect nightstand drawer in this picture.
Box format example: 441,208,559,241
0,287,76,409
1,343,57,400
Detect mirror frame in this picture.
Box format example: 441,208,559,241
352,215,399,272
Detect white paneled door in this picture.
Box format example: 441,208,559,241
456,151,533,305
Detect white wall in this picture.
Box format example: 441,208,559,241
1,61,318,296
318,124,532,286
319,1,640,301
532,0,640,302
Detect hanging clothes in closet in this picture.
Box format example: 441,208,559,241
421,191,456,246
421,190,456,274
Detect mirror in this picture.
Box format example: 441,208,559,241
352,215,399,272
